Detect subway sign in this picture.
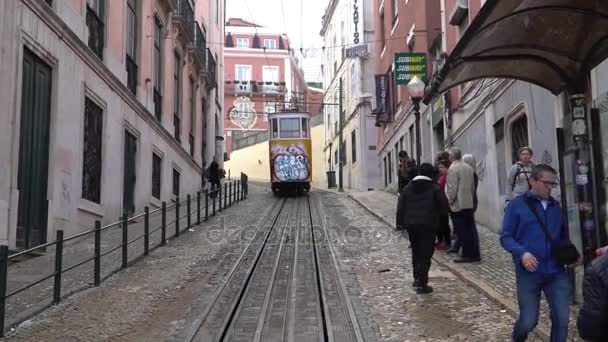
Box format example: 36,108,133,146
394,53,427,85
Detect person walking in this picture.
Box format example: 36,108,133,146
207,159,220,198
462,154,481,257
445,147,479,262
435,160,451,250
577,245,608,341
397,163,449,294
501,164,579,342
506,146,535,206
398,151,411,193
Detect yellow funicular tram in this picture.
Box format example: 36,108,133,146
268,111,312,195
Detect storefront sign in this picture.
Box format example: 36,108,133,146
345,44,368,58
353,0,361,44
431,95,444,127
394,53,427,85
570,94,588,143
375,74,390,122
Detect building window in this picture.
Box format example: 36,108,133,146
82,97,103,204
263,39,276,49
511,115,529,163
379,9,386,51
262,66,279,93
394,142,399,176
126,0,138,95
399,136,404,152
86,0,105,59
152,153,162,199
236,38,249,48
279,118,300,138
173,51,181,142
153,15,163,121
302,118,309,138
388,151,393,183
351,130,357,163
189,78,195,156
235,65,252,81
172,168,180,197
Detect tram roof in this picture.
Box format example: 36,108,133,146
267,111,311,119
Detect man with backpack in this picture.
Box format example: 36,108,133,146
506,146,535,206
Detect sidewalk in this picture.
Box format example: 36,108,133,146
349,190,581,341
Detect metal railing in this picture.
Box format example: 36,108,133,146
204,49,217,89
173,0,195,41
0,175,249,336
189,22,207,69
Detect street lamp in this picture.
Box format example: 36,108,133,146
407,76,425,166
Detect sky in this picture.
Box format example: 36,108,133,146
226,0,328,83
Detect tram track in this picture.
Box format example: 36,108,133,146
186,193,364,342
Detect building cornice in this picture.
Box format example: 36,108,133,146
23,0,202,173
320,0,340,36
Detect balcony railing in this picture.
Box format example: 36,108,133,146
204,49,217,90
188,22,207,70
263,83,280,94
86,6,104,60
224,81,286,96
172,0,195,43
153,89,162,121
126,55,138,95
189,133,195,156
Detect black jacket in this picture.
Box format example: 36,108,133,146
396,176,449,230
398,167,418,193
577,254,608,341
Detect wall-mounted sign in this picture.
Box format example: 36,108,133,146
353,0,361,44
375,74,389,122
394,53,427,85
345,44,368,58
570,94,588,143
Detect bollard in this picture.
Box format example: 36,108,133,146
197,191,201,225
175,197,180,237
122,213,128,269
53,230,64,304
144,206,150,256
94,221,101,286
205,190,209,221
161,202,167,246
0,245,9,337
187,194,191,229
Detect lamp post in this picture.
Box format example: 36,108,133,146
407,76,425,166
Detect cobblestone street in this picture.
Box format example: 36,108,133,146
0,185,568,341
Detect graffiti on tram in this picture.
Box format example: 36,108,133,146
270,140,312,182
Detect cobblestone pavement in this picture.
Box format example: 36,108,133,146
5,181,240,329
3,183,263,341
348,189,582,341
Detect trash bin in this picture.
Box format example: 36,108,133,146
326,171,336,188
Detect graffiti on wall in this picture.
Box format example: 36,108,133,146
477,159,487,182
270,140,312,182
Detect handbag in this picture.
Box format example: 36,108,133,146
524,197,580,266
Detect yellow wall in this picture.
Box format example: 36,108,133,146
225,122,327,188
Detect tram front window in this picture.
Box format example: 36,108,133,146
301,118,309,138
280,118,300,138
271,118,279,138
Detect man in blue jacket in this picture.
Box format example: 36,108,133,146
500,164,571,342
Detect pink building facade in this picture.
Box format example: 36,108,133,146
0,0,225,249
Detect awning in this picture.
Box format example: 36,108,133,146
425,0,608,103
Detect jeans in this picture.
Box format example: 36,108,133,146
408,225,436,286
513,270,570,342
450,209,480,258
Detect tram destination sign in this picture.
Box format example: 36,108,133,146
394,53,427,85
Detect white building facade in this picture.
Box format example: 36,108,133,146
320,0,381,191
0,0,224,250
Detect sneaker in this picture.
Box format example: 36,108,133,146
416,285,433,294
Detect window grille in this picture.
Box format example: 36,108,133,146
82,97,103,203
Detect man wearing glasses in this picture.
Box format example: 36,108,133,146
501,164,575,342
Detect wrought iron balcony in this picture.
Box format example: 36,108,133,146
86,5,104,59
263,82,280,94
203,49,217,90
188,22,207,71
172,0,195,44
224,81,285,96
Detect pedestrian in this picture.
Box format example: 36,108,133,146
397,163,449,294
462,154,481,256
506,146,535,206
445,147,479,262
207,159,220,198
398,151,410,194
501,164,580,342
577,245,608,341
435,159,451,250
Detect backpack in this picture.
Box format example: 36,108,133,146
511,163,532,193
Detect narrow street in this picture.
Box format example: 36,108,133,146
2,184,546,341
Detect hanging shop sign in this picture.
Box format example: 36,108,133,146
394,53,427,85
345,44,369,58
375,74,390,123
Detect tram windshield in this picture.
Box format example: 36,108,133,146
301,118,309,138
279,118,300,138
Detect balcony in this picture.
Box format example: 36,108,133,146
172,0,195,44
224,81,286,96
188,22,207,71
262,82,280,94
203,49,217,90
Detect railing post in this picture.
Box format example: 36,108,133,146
187,194,191,229
205,190,209,221
238,180,241,201
122,213,128,269
224,184,228,209
53,230,64,304
0,245,9,337
197,191,201,225
175,197,181,237
144,206,150,256
212,187,216,216
94,221,101,286
161,202,167,246
229,182,232,206
218,184,222,213
233,181,237,203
